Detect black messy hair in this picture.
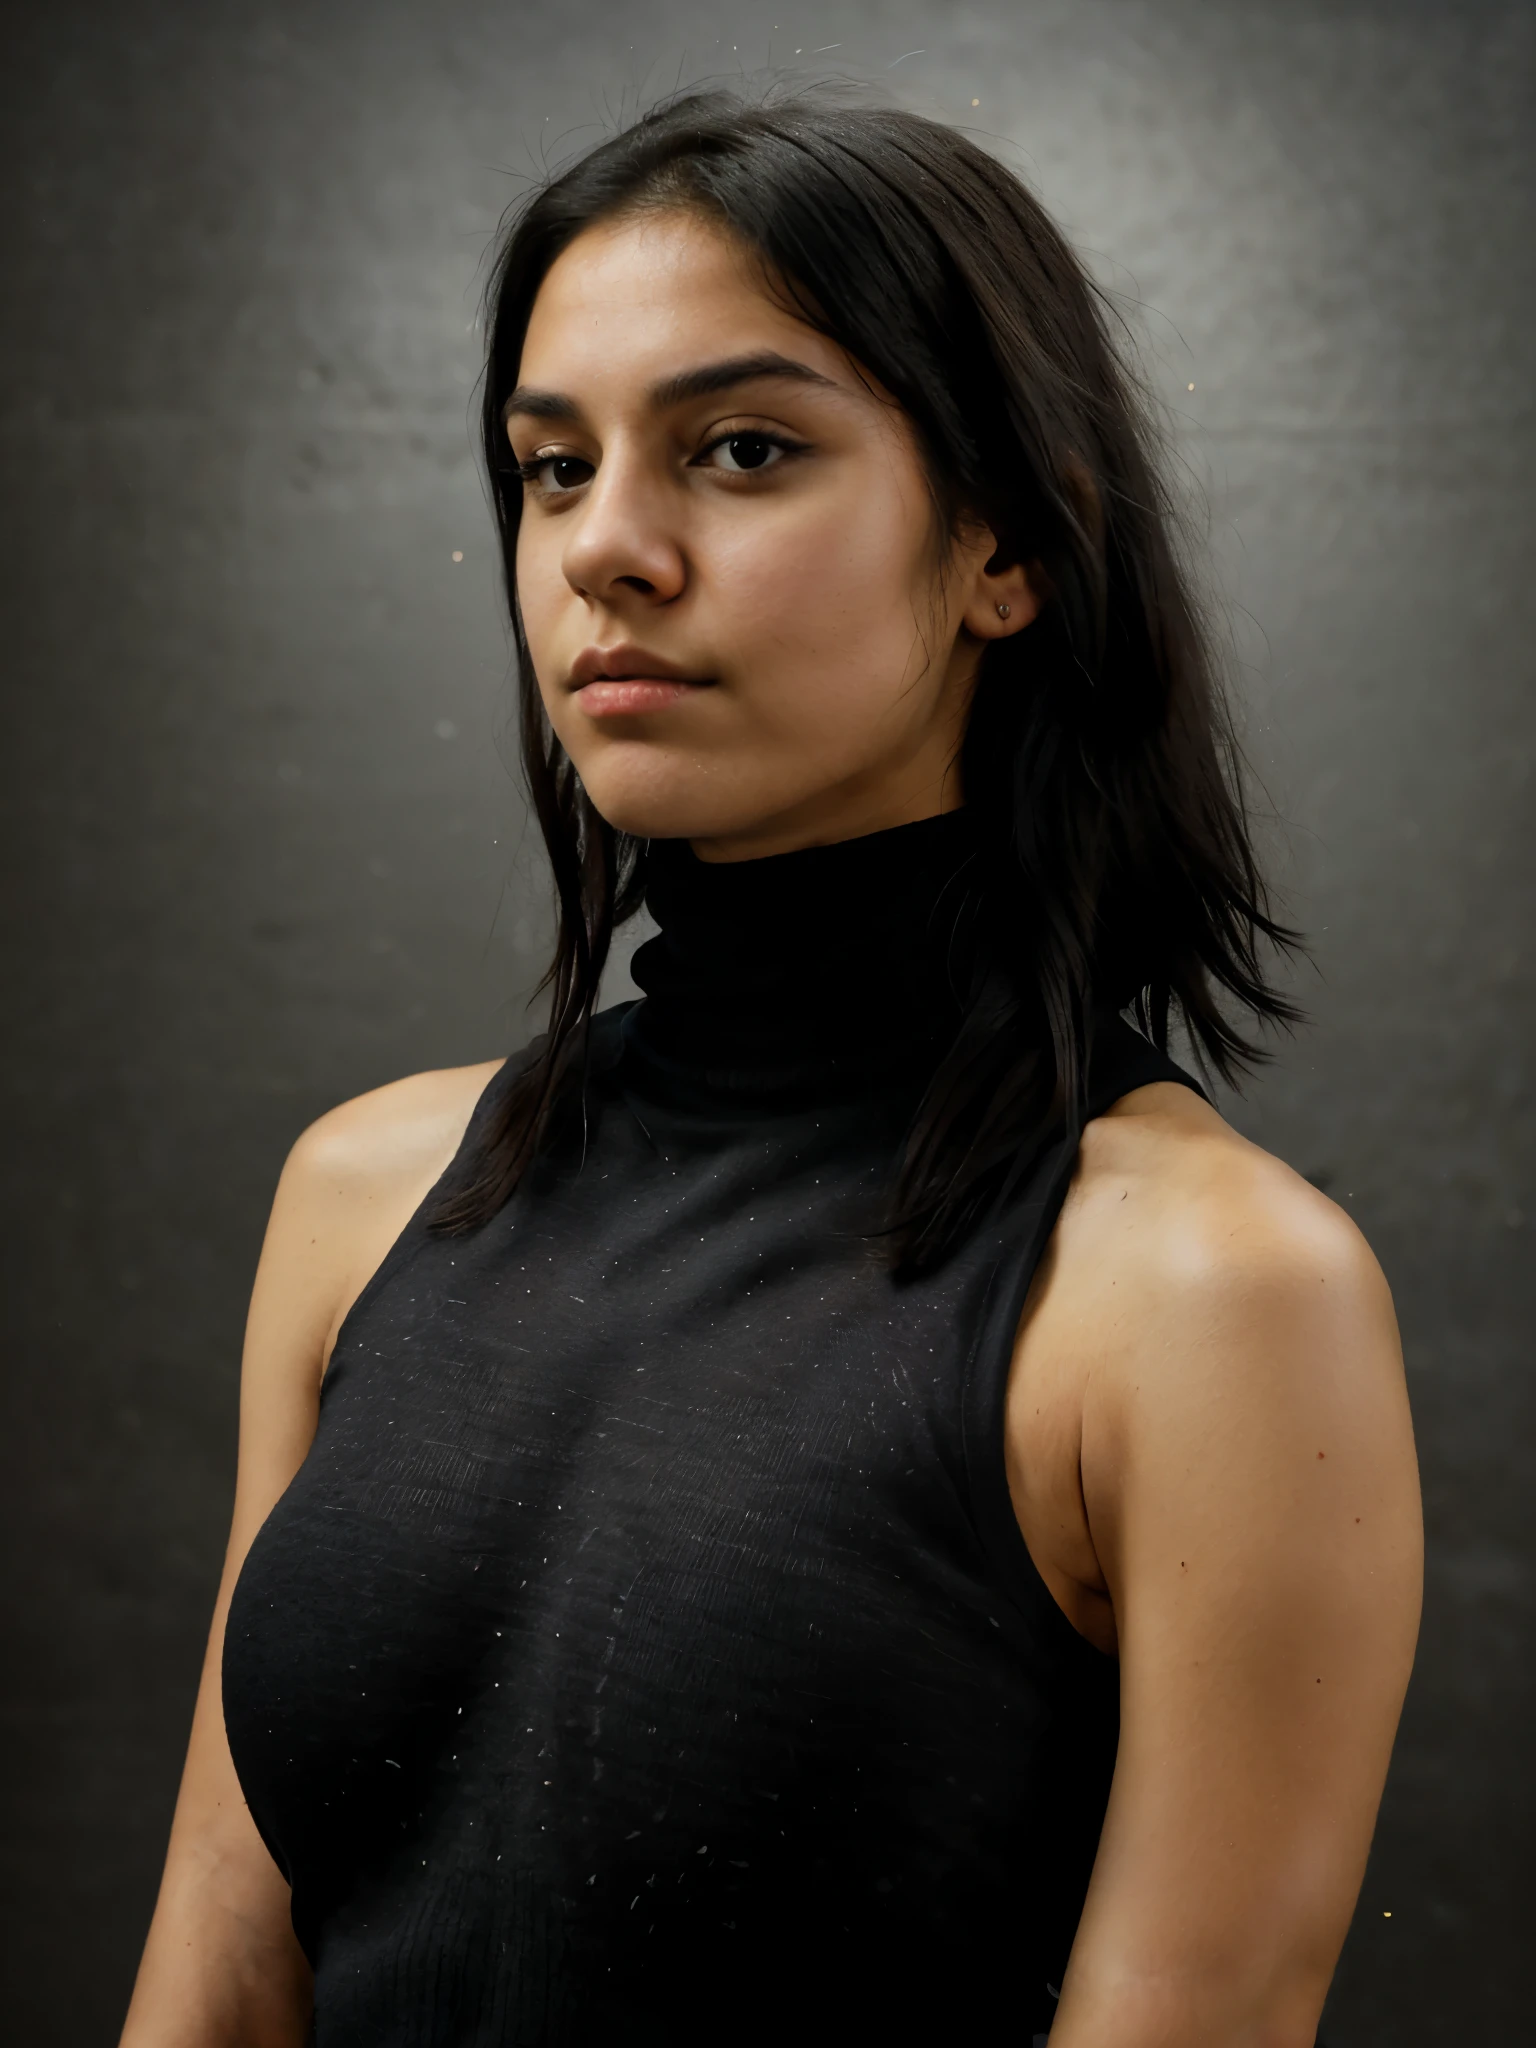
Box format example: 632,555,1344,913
436,85,1300,1272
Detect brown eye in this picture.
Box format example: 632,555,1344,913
698,432,793,475
518,454,593,494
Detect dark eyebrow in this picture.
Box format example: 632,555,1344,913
501,349,841,425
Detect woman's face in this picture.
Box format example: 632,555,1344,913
507,210,1035,861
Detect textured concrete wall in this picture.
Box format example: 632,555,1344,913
1,2,1530,2039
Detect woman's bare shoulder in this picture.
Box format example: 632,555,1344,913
1060,1079,1408,1495
1071,1079,1388,1316
249,1059,507,1387
282,1058,507,1206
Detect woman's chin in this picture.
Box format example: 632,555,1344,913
578,768,795,851
591,801,770,850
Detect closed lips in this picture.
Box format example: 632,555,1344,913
568,645,714,689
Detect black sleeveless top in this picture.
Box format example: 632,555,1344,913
224,812,1199,2046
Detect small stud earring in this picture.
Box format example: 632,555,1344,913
996,602,1012,619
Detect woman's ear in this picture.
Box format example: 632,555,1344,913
960,549,1043,641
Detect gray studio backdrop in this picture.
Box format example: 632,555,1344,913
2,2,1531,2041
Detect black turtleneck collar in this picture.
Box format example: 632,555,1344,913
619,809,978,1110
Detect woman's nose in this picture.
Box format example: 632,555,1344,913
560,450,687,608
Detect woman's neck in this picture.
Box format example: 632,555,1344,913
622,808,978,1111
686,764,967,865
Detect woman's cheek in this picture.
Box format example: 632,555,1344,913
515,513,576,635
715,531,882,709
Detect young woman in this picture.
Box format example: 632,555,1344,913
122,90,1421,2048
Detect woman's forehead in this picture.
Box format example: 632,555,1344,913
515,213,866,411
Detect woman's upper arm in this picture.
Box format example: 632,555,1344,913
119,1117,373,2045
121,1064,498,2045
1053,1159,1422,2048
230,1058,504,1548
225,1123,360,1548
